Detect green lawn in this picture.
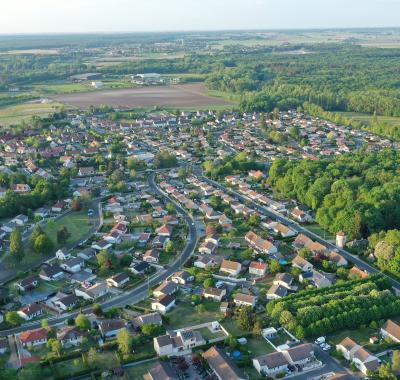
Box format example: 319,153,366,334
0,102,66,126
44,209,92,248
337,112,400,128
327,327,376,346
167,300,223,329
125,359,158,379
222,319,250,337
197,326,227,341
246,336,275,357
307,223,335,240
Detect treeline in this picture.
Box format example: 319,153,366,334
267,275,396,338
268,149,400,239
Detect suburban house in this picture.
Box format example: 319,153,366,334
143,249,160,263
132,312,163,330
381,320,400,343
202,346,246,380
249,261,267,277
56,248,71,261
57,326,84,347
336,337,380,375
245,231,278,255
60,257,85,273
203,287,226,302
39,265,64,281
106,272,130,288
273,273,294,289
129,261,151,275
151,294,176,315
17,304,43,320
54,294,80,311
144,361,179,380
19,328,48,347
99,319,127,338
292,255,313,272
220,259,242,277
233,293,257,308
171,270,194,285
266,284,288,300
282,343,315,369
16,275,39,292
153,281,178,298
75,282,109,300
329,251,348,267
194,255,217,269
253,351,289,376
154,329,206,357
291,207,313,223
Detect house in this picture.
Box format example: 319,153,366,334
132,312,163,329
233,293,257,308
12,184,31,194
106,272,130,288
152,235,170,250
273,273,294,289
381,320,400,343
99,319,126,338
75,282,109,300
220,259,241,277
78,166,95,176
19,328,48,347
203,287,226,302
171,270,194,285
143,249,160,263
291,207,313,223
156,224,173,237
153,281,178,298
18,304,44,320
194,255,217,269
262,327,278,339
54,294,79,311
300,270,332,288
151,294,176,315
154,329,206,357
78,248,97,261
350,266,369,279
253,351,289,376
34,207,50,218
336,337,379,375
329,251,348,267
56,248,71,261
249,261,267,277
60,257,85,273
283,343,315,369
145,361,179,380
12,214,28,226
39,265,64,281
202,346,246,380
199,241,218,255
266,284,287,300
292,255,313,272
52,200,67,213
57,326,84,347
92,239,113,251
130,261,151,275
16,275,39,292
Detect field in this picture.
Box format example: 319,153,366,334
337,112,400,128
44,209,92,248
0,101,65,126
52,83,236,110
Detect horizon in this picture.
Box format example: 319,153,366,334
2,0,400,34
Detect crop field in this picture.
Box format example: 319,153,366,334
52,83,236,110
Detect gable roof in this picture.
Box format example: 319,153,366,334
382,319,400,340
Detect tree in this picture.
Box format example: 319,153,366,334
72,198,82,211
196,304,206,313
57,226,71,245
165,240,174,254
75,314,90,331
153,150,178,169
141,323,162,337
203,277,215,289
92,303,103,316
166,203,175,214
117,328,133,356
191,294,201,305
33,233,53,255
269,259,281,274
5,311,22,327
10,229,23,259
97,249,111,269
41,319,49,328
86,347,98,369
47,338,62,357
237,306,254,331
298,248,312,260
253,319,263,336
392,350,400,374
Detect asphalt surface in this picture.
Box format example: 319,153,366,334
0,172,198,337
194,168,400,291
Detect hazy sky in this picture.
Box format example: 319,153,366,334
1,0,399,34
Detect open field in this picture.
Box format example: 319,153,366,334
52,83,236,110
0,101,65,126
337,112,400,127
44,209,92,248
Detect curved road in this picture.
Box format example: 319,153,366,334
0,172,198,337
194,168,400,291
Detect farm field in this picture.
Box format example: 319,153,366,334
0,101,65,126
337,112,400,127
52,83,236,110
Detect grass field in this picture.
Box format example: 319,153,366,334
44,209,92,248
0,101,65,126
327,327,376,346
246,336,275,356
124,359,158,378
307,223,335,240
338,112,400,127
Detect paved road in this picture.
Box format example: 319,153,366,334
0,172,198,337
194,168,400,291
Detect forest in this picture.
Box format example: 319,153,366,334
268,149,400,240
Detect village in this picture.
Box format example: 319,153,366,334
0,107,399,380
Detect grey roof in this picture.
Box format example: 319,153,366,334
255,351,288,369
148,362,178,380
286,343,314,362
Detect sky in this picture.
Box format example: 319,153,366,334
0,0,399,34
